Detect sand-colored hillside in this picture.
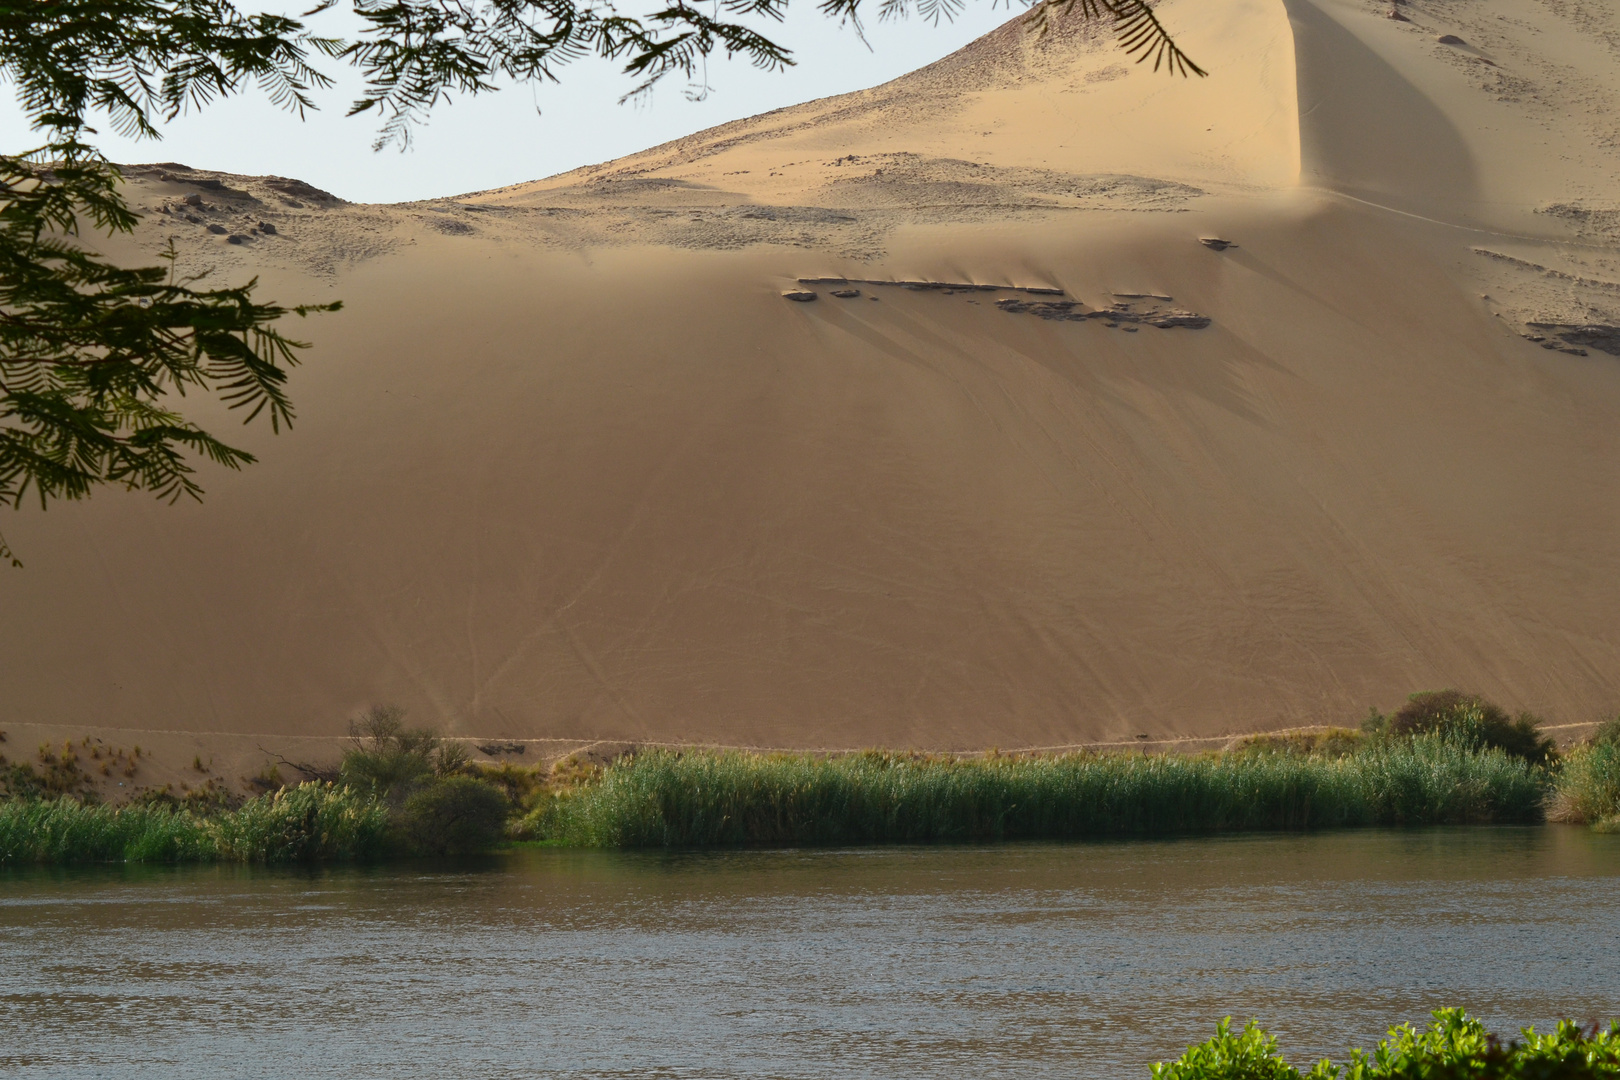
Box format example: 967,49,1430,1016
4,0,1619,790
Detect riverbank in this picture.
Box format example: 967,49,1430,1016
0,736,1567,864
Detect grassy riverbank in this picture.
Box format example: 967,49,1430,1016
0,784,390,865
8,691,1620,864
527,737,1548,847
0,739,1552,865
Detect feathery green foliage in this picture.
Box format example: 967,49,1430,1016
534,737,1548,848
1156,1010,1620,1080
0,797,210,863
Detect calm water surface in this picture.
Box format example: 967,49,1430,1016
3,828,1619,1079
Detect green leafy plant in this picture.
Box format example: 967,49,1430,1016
398,775,508,856
338,704,464,800
212,781,390,861
1152,1018,1334,1080
1154,1011,1620,1080
1388,691,1557,767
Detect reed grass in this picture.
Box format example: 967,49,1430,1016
1554,739,1620,829
0,740,1559,861
0,783,389,865
536,738,1548,847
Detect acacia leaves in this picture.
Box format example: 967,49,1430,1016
0,149,337,560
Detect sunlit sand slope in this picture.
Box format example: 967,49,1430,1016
4,0,1619,765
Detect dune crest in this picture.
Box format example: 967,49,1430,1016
5,0,1620,782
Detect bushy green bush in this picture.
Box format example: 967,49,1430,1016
534,739,1547,848
337,707,508,853
1152,1018,1334,1080
1389,691,1557,766
398,776,508,856
337,704,457,799
1155,1010,1620,1080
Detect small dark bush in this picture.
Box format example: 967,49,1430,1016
339,704,471,801
1390,690,1557,766
475,761,545,811
1232,729,1363,758
1590,716,1620,747
132,779,238,813
399,776,507,856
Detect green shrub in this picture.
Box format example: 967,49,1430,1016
1390,691,1557,766
535,739,1547,848
1155,1010,1620,1080
398,776,508,856
474,760,546,811
1153,1018,1333,1080
338,705,441,798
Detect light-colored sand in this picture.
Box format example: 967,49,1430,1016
4,0,1619,789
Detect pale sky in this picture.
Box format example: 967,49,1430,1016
1,3,1020,204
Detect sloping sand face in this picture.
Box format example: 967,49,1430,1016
4,0,1619,772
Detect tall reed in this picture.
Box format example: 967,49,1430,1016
0,799,215,864
538,738,1548,847
1554,738,1620,829
211,782,391,861
0,783,389,865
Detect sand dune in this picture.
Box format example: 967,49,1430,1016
4,0,1620,785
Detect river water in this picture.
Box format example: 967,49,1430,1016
3,827,1618,1079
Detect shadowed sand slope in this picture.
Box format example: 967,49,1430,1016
4,0,1619,764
